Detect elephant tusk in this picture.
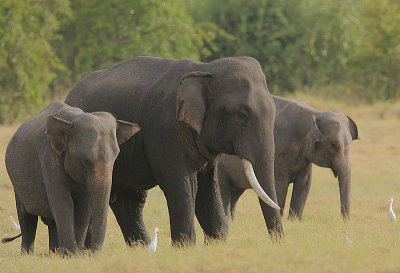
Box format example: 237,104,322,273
242,159,280,210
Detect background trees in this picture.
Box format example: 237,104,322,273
189,0,352,92
55,0,203,83
1,0,399,122
0,0,70,123
347,0,400,101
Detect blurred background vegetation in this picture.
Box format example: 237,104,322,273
0,0,399,123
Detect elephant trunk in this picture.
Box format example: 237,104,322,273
239,134,283,238
337,160,351,220
234,95,282,237
86,163,113,251
254,147,283,237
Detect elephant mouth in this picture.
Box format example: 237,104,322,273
331,168,338,178
241,159,280,210
187,128,219,161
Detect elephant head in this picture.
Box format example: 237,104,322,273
176,57,282,235
45,113,140,249
305,111,359,219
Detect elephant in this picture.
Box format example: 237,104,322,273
217,95,359,221
3,101,140,254
64,56,282,246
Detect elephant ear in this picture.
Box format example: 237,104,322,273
45,115,73,155
176,71,213,134
116,120,141,145
310,115,323,143
346,115,359,140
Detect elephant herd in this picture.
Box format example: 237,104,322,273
3,56,358,255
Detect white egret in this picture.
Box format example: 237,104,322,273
388,197,396,222
341,230,352,245
8,216,20,231
148,228,160,254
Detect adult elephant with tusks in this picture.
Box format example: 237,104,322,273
65,56,282,246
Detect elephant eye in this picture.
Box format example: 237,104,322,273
237,107,249,121
220,108,230,122
81,158,91,167
314,141,323,150
330,142,338,150
238,111,248,120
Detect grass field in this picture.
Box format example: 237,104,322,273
1,93,400,272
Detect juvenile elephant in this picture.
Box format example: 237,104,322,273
4,102,140,254
218,96,359,221
65,56,282,246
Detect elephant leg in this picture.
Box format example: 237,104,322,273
84,224,92,249
196,162,229,243
289,164,312,220
109,189,151,246
220,187,231,219
41,218,59,253
15,194,38,254
47,220,59,253
161,174,197,246
73,193,90,249
216,164,232,219
275,172,290,217
229,188,244,220
46,188,77,254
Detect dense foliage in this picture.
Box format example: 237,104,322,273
0,0,212,122
348,0,400,100
190,0,352,91
0,0,70,123
0,0,399,122
56,0,206,83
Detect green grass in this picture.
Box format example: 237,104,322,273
1,95,400,272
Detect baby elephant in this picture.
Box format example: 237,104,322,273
4,102,140,254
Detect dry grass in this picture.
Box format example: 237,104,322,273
1,94,400,272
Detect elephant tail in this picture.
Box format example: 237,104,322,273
2,233,21,243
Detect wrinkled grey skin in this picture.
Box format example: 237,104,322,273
4,102,139,254
65,56,282,246
218,96,359,221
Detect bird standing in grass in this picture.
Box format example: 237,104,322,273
8,216,20,231
342,230,352,245
388,197,396,222
148,228,160,254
